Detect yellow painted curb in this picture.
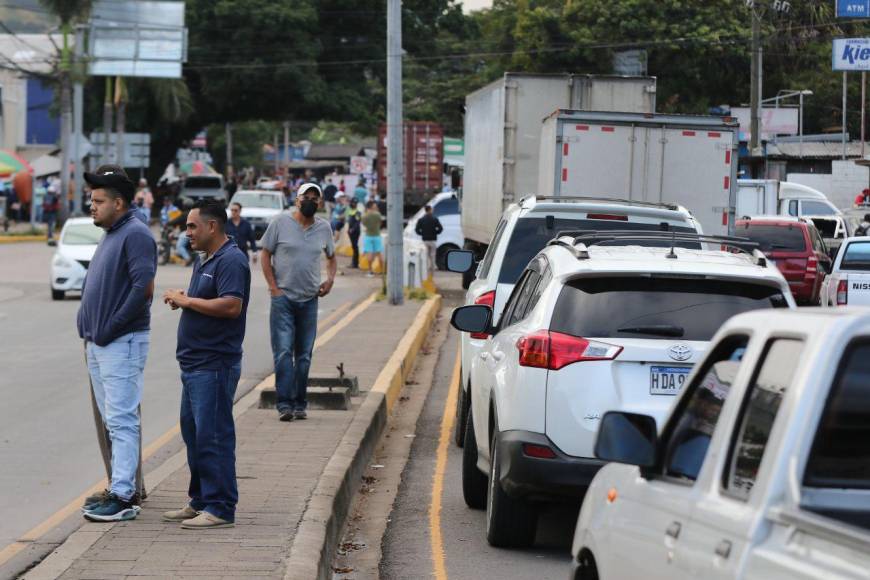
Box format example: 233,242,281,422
0,235,46,244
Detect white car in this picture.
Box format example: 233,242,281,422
49,217,104,300
449,231,795,548
572,308,870,580
256,177,281,190
821,236,870,307
227,190,287,238
448,196,704,448
403,191,462,270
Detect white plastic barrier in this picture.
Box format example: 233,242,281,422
403,237,429,288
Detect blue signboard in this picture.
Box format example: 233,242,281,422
838,0,870,18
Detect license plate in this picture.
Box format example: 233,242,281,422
650,366,690,395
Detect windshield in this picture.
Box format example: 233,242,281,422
498,217,696,284
231,192,283,210
62,223,104,245
551,277,788,342
737,223,806,252
842,242,870,271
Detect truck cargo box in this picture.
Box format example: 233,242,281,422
377,121,443,207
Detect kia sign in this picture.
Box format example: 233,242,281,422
837,0,870,18
833,38,870,71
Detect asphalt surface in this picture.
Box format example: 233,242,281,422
380,315,577,580
0,239,373,554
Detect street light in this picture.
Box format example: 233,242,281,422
762,89,813,158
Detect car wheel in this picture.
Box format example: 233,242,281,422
574,550,599,580
461,411,488,509
453,379,468,448
436,244,459,271
485,428,537,548
51,289,65,301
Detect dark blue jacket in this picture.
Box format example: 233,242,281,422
226,218,258,256
77,211,157,346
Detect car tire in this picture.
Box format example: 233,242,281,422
461,411,488,510
574,550,599,580
51,289,65,301
485,428,537,548
453,380,468,448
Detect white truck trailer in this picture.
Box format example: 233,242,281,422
537,110,739,236
461,73,657,255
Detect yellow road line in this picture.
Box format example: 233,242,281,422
0,295,367,568
429,345,461,580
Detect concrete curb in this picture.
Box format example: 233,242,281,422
0,235,45,244
283,294,442,580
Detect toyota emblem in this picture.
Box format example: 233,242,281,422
668,344,693,362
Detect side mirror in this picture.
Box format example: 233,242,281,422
594,411,658,468
450,304,492,334
47,239,57,247
446,249,475,274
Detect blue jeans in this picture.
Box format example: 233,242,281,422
86,331,149,501
270,295,318,413
176,232,191,262
180,363,241,522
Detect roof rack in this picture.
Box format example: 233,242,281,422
546,230,768,266
520,195,680,211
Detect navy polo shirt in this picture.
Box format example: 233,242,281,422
176,239,251,371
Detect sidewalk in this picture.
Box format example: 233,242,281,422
28,289,438,580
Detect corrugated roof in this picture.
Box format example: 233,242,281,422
305,144,365,160
767,141,870,159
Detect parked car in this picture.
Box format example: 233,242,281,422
403,191,462,270
735,216,832,305
821,236,870,307
227,189,287,239
572,308,870,580
49,217,104,300
256,177,281,190
448,196,704,448
449,231,794,548
807,215,852,259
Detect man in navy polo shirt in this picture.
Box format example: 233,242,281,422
162,199,251,530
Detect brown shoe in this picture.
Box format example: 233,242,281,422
162,505,199,522
181,511,234,529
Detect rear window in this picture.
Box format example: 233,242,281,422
738,224,807,253
551,277,789,341
184,176,222,189
432,197,459,217
841,242,870,271
498,217,695,284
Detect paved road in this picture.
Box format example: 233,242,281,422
381,316,577,580
0,240,374,553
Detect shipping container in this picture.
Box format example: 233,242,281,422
461,73,657,247
377,121,444,207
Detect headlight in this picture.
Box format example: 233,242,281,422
53,254,73,268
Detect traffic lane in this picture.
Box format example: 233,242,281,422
0,241,370,551
381,327,575,580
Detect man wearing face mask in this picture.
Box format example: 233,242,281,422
260,183,336,422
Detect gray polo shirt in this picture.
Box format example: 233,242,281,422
261,212,335,302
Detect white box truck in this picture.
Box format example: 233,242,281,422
537,110,739,235
736,179,840,218
461,73,657,254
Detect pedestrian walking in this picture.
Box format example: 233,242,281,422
361,201,384,278
354,179,368,206
162,199,251,530
330,193,348,241
415,204,443,275
347,199,361,268
78,165,156,522
226,201,259,263
43,185,60,240
323,177,338,217
160,195,179,227
260,183,336,422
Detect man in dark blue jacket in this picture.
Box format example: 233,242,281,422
225,201,258,263
77,165,157,522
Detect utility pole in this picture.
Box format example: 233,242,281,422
386,0,404,305
273,131,279,176
863,72,866,159
102,77,113,165
283,121,290,180
225,122,233,179
58,29,72,222
72,25,84,216
115,77,126,169
749,4,763,160
843,71,848,161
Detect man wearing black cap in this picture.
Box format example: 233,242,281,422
77,164,157,522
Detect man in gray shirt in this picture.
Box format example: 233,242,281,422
261,183,336,421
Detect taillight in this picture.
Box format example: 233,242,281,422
837,280,848,305
586,213,628,221
522,443,557,459
516,330,622,370
470,290,495,340
807,256,818,274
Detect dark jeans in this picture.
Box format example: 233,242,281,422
270,295,318,413
45,211,57,239
180,363,241,522
349,229,360,268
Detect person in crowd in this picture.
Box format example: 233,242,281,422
260,183,336,422
78,165,156,522
137,179,154,212
330,193,348,241
855,188,870,206
133,190,150,224
323,177,338,217
415,204,443,275
346,198,362,269
354,179,368,206
43,184,60,241
166,199,195,266
226,202,258,263
162,199,250,530
160,196,179,228
361,201,384,278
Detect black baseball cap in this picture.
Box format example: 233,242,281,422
84,164,136,202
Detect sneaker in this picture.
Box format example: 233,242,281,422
163,505,199,522
279,410,295,422
366,271,374,278
81,489,110,512
181,511,234,530
294,409,307,420
83,493,139,522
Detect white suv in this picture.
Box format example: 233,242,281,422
449,231,795,548
449,196,703,447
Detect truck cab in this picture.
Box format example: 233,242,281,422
571,308,870,580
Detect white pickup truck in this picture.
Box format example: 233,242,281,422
821,236,870,307
570,308,870,580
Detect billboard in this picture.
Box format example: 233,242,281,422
833,38,870,71
837,1,870,18
731,106,799,142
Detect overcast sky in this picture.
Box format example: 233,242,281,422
462,0,494,12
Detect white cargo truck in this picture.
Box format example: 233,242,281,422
736,179,841,219
537,110,739,236
461,73,657,256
